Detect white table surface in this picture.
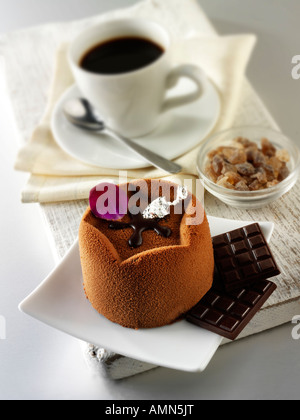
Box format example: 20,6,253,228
1,0,300,400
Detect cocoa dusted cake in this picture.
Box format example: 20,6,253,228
79,179,214,329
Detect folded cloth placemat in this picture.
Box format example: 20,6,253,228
2,0,300,379
0,0,256,203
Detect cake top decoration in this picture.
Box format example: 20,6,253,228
108,185,188,248
142,186,188,219
89,182,128,221
108,212,172,248
90,183,189,248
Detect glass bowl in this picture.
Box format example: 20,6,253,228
197,126,300,209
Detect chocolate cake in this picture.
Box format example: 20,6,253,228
79,179,214,329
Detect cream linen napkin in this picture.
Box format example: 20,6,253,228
2,0,256,203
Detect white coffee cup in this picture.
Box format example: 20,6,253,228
69,19,206,138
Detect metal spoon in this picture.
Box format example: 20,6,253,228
63,98,182,174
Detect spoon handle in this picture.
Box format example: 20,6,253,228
104,128,182,174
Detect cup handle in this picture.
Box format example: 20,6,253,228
161,64,205,113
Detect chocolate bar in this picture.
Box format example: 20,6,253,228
213,223,280,292
186,279,277,340
186,223,279,340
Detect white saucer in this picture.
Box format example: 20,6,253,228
51,76,221,170
19,217,274,373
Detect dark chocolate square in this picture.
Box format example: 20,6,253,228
227,230,244,242
236,253,254,266
223,270,241,285
213,234,228,247
214,296,235,312
201,292,219,306
243,224,261,236
253,247,271,260
231,240,249,254
204,309,224,326
219,257,237,272
230,302,250,319
241,264,260,278
214,246,232,259
219,316,240,332
242,290,261,306
258,259,276,272
248,235,264,249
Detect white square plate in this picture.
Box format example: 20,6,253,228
19,216,274,372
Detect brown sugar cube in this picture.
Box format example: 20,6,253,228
251,167,268,184
236,137,258,149
221,162,238,175
267,180,279,187
236,162,256,176
278,163,290,181
276,149,290,163
223,171,243,185
263,164,276,181
216,176,235,190
212,155,224,175
252,150,267,168
205,165,218,183
261,138,276,157
235,181,250,191
249,179,264,191
221,147,247,165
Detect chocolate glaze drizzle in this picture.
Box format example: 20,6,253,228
108,211,172,248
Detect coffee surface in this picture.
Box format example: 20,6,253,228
80,36,164,75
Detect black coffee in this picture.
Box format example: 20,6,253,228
80,36,164,75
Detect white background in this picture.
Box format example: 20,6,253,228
0,0,300,400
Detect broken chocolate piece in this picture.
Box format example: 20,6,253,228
212,223,280,292
185,223,280,340
186,279,277,340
